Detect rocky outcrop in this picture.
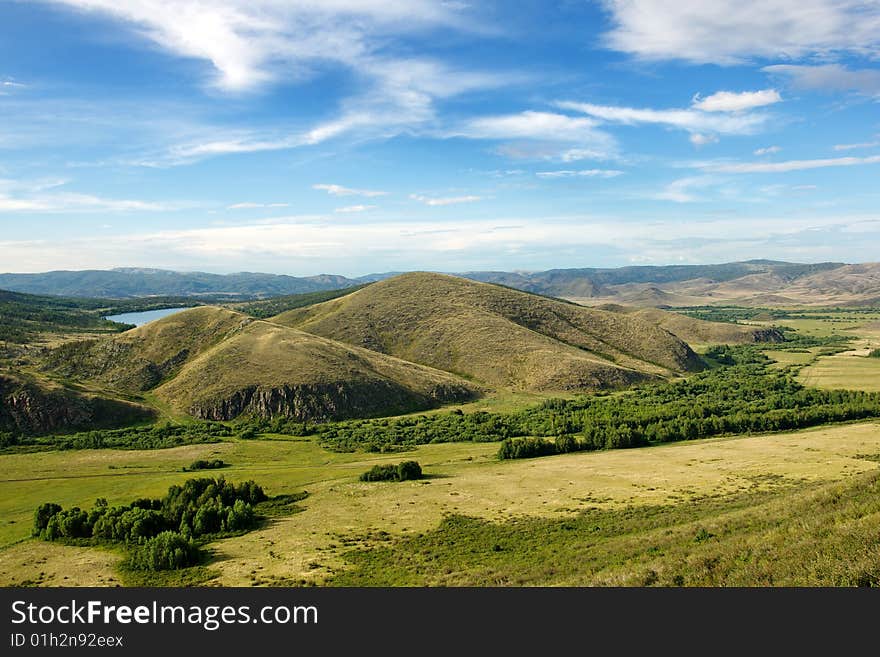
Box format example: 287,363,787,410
0,375,155,436
750,328,786,343
189,380,476,422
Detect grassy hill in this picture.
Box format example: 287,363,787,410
596,305,785,345
271,273,703,393
45,306,478,423
156,321,477,421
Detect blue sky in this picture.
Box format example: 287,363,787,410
1,0,879,276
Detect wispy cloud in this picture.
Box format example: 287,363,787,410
764,64,880,97
410,194,482,206
696,154,880,173
690,133,719,147
0,79,26,95
536,169,624,179
334,204,376,213
754,145,781,155
654,176,721,203
692,89,781,112
227,202,289,209
834,140,880,151
600,0,880,64
41,1,467,92
557,101,769,136
0,192,182,213
313,183,387,197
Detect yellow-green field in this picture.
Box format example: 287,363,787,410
3,422,879,586
799,351,880,392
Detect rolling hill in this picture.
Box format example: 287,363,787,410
271,272,703,393
595,305,785,345
44,307,478,423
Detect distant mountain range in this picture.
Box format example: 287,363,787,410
2,260,879,306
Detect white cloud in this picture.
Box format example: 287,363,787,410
410,194,482,206
453,111,619,161
313,183,387,197
334,204,376,213
4,213,874,274
227,202,289,209
461,111,603,141
754,145,781,155
600,0,880,64
654,176,721,203
41,1,466,92
557,101,769,135
0,79,25,95
692,89,781,112
535,169,624,179
0,192,180,213
763,64,880,97
690,133,719,147
696,154,880,173
37,2,515,166
834,140,880,151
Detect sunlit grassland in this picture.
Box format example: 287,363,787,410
6,420,874,586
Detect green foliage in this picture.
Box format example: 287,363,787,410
33,477,270,570
7,422,233,452
868,349,880,358
186,458,227,471
128,531,201,571
311,345,880,460
360,460,423,482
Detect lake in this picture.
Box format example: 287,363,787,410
104,307,192,327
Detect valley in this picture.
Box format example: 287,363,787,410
1,263,879,587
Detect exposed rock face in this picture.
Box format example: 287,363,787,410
0,375,155,436
751,328,786,343
189,380,475,422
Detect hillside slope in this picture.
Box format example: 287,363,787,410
0,373,155,436
596,305,785,345
272,273,703,393
45,307,478,422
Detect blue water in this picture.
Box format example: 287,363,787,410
105,307,191,327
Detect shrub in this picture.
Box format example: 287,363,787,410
128,531,201,571
186,458,226,471
868,349,880,358
360,461,423,482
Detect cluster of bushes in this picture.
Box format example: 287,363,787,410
33,477,267,570
317,410,515,453
868,349,880,359
186,458,227,471
360,461,423,482
7,422,237,451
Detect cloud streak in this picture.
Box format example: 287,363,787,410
410,194,483,206
696,155,880,173
313,184,387,197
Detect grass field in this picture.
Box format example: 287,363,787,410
3,422,879,586
799,351,880,392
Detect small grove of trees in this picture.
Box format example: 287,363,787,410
360,461,423,482
868,349,880,358
185,458,227,471
32,477,267,571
